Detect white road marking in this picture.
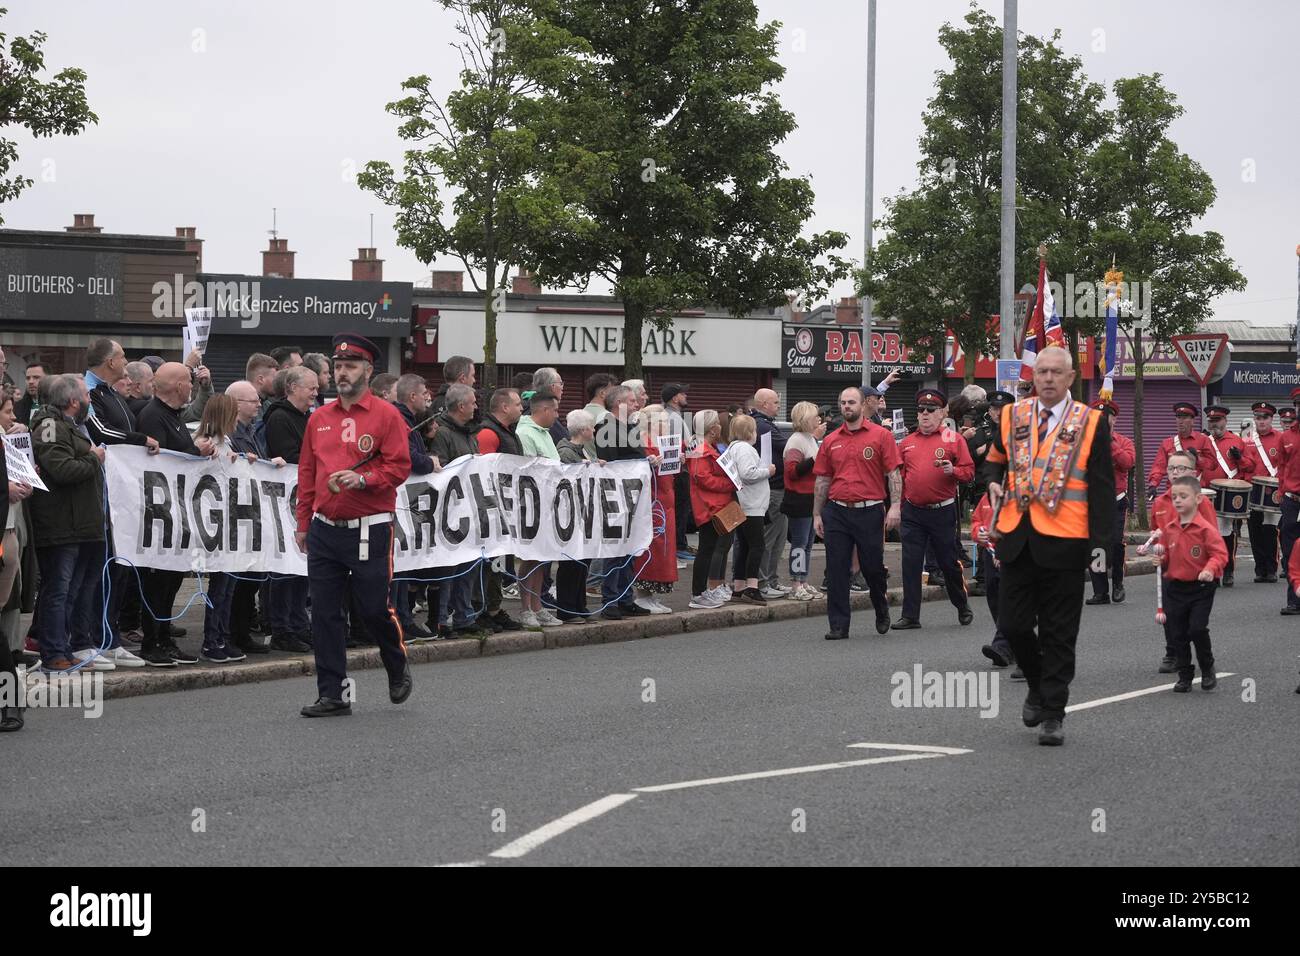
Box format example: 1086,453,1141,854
489,793,639,859
635,748,971,794
1065,674,1236,714
847,742,973,755
433,860,486,867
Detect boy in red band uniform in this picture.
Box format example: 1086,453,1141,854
1154,476,1228,693
971,492,1013,671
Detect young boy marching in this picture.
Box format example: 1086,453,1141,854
1154,476,1228,693
972,491,1016,675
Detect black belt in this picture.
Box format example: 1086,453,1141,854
905,498,955,510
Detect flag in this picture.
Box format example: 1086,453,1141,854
1020,256,1053,380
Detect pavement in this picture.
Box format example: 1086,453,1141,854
3,557,1295,867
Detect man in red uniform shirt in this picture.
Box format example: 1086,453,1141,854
813,385,902,640
296,333,414,717
1278,387,1300,614
892,388,976,629
1088,400,1136,605
1147,402,1213,496
1201,403,1254,586
1244,401,1284,582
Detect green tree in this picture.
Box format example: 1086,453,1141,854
529,0,850,380
1091,74,1246,526
0,7,97,224
358,0,590,389
864,7,1110,386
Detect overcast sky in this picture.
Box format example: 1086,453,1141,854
5,0,1297,326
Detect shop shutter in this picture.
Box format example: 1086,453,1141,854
1090,377,1200,492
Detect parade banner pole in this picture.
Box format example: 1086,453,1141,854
861,0,877,388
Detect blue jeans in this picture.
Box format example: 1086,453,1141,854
438,566,475,627
787,515,815,581
36,541,111,663
391,580,414,625
601,556,634,610
268,574,310,636
202,572,236,650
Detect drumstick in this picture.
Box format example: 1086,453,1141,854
1151,530,1166,625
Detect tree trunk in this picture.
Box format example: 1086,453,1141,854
1133,325,1148,531
482,255,499,391
623,300,645,381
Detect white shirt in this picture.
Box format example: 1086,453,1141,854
1037,395,1072,437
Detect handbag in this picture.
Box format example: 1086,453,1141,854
711,499,745,535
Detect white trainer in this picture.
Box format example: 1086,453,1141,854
535,609,564,628
519,610,541,630
688,591,723,609
644,597,673,614
104,646,147,668
760,586,788,600
71,648,115,671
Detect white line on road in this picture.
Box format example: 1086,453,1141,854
1065,674,1236,714
846,742,974,755
633,750,968,793
489,793,639,859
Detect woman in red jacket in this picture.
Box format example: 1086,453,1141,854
688,409,739,609
632,405,678,613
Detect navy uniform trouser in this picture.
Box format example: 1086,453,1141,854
1162,579,1216,680
307,518,407,701
1090,495,1128,597
1247,509,1279,577
823,501,888,633
979,549,1008,654
901,501,969,620
999,548,1084,721
1280,497,1300,609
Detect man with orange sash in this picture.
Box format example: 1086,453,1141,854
985,347,1114,747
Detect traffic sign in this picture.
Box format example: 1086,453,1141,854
1170,333,1230,386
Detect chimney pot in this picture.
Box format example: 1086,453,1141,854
351,247,383,282
511,269,540,295
428,270,464,292
263,236,295,278
66,213,102,234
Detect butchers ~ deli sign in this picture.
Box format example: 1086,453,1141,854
783,325,934,380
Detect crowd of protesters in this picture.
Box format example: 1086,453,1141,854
2,339,839,735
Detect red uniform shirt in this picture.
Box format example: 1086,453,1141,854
296,391,413,533
1148,431,1213,490
1150,488,1216,528
813,420,901,502
1200,431,1255,484
1243,427,1285,479
898,427,973,505
1280,423,1300,495
970,493,995,553
1159,512,1228,581
1111,430,1136,496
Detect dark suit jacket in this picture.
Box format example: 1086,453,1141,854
994,409,1115,571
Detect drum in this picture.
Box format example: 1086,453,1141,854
1250,475,1281,515
1210,479,1251,520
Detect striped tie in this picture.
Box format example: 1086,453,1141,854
1038,407,1052,444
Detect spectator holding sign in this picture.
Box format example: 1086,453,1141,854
725,414,776,606
687,409,741,609
631,405,678,614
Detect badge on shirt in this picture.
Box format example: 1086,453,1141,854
862,446,874,460
934,447,946,459
1014,425,1030,442
1190,545,1202,558
1059,425,1077,445
358,434,374,454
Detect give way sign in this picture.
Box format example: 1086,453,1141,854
1170,333,1230,386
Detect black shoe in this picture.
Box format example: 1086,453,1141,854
1022,699,1044,727
557,611,588,624
875,609,890,635
140,646,178,668
1037,718,1064,745
234,638,270,655
1265,573,1279,583
389,664,413,704
891,618,921,630
848,573,868,592
600,607,624,621
293,630,315,648
926,575,946,589
454,622,487,638
1112,584,1125,604
1201,667,1217,691
166,625,187,639
1221,571,1234,588
165,643,199,665
1254,574,1269,583
300,697,352,718
271,634,312,653
958,606,974,626
0,706,24,732
1085,594,1110,605
1010,667,1025,681
437,624,457,640
1158,656,1177,673
491,610,523,631
403,620,435,643
621,603,651,617
1281,606,1300,616
982,644,1011,668
737,587,767,606
968,582,986,597
824,629,849,641
1173,678,1193,693
221,643,247,662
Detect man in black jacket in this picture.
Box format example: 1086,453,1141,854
390,374,437,640
428,384,484,636
473,388,525,633
12,360,43,427
985,347,1114,746
429,355,483,427
261,367,316,652
134,363,214,666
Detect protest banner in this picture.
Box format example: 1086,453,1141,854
103,446,654,574
715,444,744,490
654,436,681,476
